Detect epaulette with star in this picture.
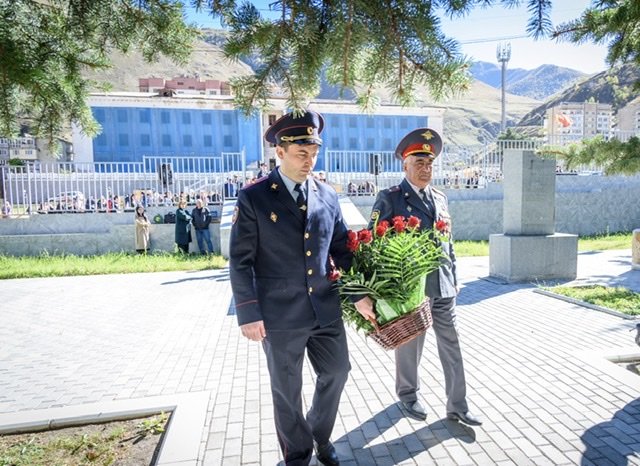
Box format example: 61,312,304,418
387,185,401,193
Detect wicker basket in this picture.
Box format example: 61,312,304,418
367,300,432,350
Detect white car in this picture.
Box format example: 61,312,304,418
48,191,86,211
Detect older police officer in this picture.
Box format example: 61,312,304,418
230,110,367,465
363,128,482,427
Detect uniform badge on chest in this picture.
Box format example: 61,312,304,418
270,212,278,222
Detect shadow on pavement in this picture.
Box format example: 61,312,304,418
330,403,476,465
580,397,640,466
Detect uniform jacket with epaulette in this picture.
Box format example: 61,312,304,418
368,179,457,299
230,169,353,330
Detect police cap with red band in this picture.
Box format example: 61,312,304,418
394,128,443,161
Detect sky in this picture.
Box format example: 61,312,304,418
185,0,609,75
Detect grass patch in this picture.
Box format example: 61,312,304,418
0,413,168,466
543,285,640,316
0,231,633,280
578,231,632,251
454,240,489,257
455,232,633,257
0,251,227,280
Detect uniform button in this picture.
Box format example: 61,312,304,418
306,250,312,256
304,232,310,239
308,287,313,293
307,269,313,275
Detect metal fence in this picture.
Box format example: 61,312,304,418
0,152,245,215
0,140,604,216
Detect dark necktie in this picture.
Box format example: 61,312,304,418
419,188,434,216
294,183,307,214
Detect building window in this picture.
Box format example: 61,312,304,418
366,138,375,150
383,118,392,129
203,135,212,147
202,113,212,125
268,114,277,126
383,138,392,150
331,116,340,128
140,134,150,146
118,134,129,147
332,137,340,149
162,134,171,147
183,134,193,147
117,109,127,123
182,112,191,125
349,137,358,149
400,118,408,129
161,111,170,124
94,108,105,121
349,116,357,128
223,135,233,147
96,134,107,147
366,118,375,128
139,110,150,123
222,113,232,125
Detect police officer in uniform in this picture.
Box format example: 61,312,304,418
362,128,482,427
230,110,368,465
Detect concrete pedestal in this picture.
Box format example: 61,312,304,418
633,228,640,270
489,233,578,282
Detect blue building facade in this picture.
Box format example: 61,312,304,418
317,111,428,171
91,105,262,170
86,98,432,174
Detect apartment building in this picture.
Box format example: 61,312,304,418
616,96,640,139
138,77,231,96
546,102,613,144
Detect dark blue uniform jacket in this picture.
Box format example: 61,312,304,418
368,179,458,299
230,169,353,330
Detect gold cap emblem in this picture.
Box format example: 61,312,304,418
421,130,433,140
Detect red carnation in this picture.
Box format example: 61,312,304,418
435,220,448,232
375,220,390,237
328,269,342,281
346,230,360,252
357,229,373,244
407,216,421,229
393,217,406,233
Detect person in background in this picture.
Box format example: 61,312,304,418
257,161,270,178
362,128,482,427
191,198,214,254
134,205,151,253
175,199,192,254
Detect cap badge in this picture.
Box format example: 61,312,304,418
421,130,433,140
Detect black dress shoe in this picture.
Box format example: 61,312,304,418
447,411,483,426
400,400,427,421
314,440,339,466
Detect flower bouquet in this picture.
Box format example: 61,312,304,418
336,215,444,350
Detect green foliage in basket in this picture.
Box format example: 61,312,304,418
337,215,444,333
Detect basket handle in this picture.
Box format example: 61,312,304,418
367,316,380,332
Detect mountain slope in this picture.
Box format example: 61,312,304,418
82,39,253,91
470,61,586,100
518,62,640,126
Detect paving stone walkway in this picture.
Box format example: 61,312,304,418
1,250,639,465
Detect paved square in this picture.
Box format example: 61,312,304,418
1,250,639,465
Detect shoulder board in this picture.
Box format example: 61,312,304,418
241,177,269,191
431,187,446,197
387,185,401,193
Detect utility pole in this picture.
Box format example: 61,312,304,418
496,42,511,133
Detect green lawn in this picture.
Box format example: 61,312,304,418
0,231,633,279
543,285,640,316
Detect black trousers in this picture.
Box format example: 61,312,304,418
262,319,350,466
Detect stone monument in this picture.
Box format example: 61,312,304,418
489,149,578,282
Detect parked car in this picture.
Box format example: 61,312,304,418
47,191,85,211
